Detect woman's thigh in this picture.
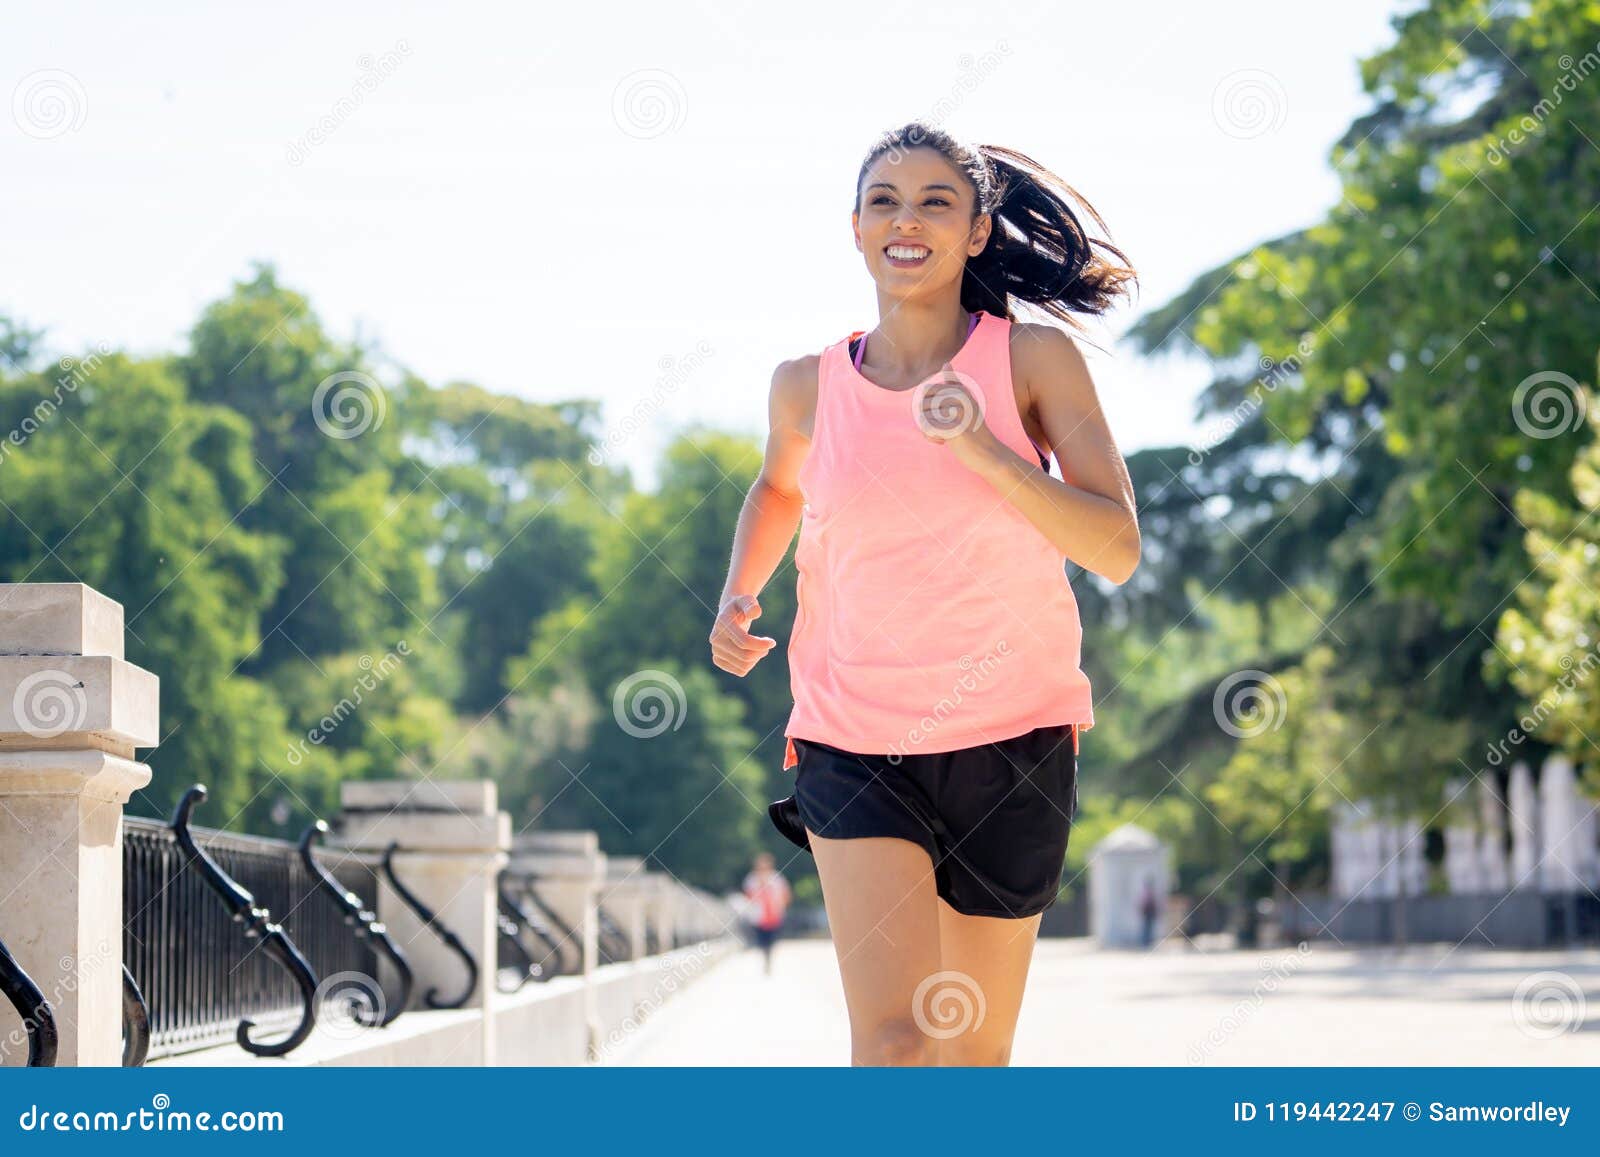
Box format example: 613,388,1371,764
807,830,943,1061
933,900,1043,1065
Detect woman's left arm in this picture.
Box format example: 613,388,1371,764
943,324,1141,584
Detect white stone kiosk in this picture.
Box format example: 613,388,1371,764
1088,824,1170,948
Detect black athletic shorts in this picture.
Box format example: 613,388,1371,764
768,723,1079,919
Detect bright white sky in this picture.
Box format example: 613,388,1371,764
3,0,1410,489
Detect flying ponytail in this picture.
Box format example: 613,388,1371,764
855,122,1138,333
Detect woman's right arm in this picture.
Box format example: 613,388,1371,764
708,355,818,677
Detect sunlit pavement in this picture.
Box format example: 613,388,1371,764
600,937,1600,1066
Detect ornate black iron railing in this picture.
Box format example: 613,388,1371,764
121,964,149,1066
0,930,56,1067
300,821,412,1025
502,873,582,975
170,786,320,1056
596,904,632,965
380,841,476,1009
123,802,394,1061
495,906,539,992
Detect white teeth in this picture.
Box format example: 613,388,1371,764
887,246,930,260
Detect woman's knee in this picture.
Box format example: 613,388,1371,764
853,1016,938,1066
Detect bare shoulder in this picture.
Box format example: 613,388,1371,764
760,353,822,498
1009,321,1095,411
771,352,820,397
1010,322,1090,380
769,352,821,433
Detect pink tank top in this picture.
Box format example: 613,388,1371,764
781,308,1094,771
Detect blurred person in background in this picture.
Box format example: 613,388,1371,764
742,852,792,976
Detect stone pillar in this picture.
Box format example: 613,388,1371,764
600,855,651,960
1478,775,1509,892
690,886,729,941
1508,760,1539,889
1333,799,1385,900
1441,777,1479,895
1331,799,1379,900
1399,817,1427,897
1442,824,1481,895
0,583,159,1067
332,779,508,1065
643,873,676,952
508,831,605,1055
677,883,704,942
1538,753,1595,893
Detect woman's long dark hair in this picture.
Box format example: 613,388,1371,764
854,121,1138,332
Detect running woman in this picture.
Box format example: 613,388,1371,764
709,122,1140,1066
741,852,792,976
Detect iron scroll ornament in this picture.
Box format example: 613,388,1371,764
0,932,57,1067
596,904,632,964
498,877,564,980
380,841,478,1010
517,876,583,975
122,964,149,1067
495,903,539,993
298,820,413,1027
170,784,319,1057
494,876,554,988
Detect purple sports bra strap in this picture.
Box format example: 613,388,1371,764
852,310,982,371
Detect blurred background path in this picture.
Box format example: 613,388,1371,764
604,938,1600,1066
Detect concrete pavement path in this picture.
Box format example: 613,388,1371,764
601,936,1600,1066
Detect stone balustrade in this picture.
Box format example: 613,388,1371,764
0,582,740,1068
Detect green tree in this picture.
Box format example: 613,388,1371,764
176,262,439,671
0,346,292,824
1113,0,1600,892
1493,365,1600,793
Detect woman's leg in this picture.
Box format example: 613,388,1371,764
807,829,943,1066
933,900,1043,1066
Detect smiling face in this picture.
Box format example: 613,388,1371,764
853,146,991,297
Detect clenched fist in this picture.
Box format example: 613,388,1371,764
709,593,777,676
